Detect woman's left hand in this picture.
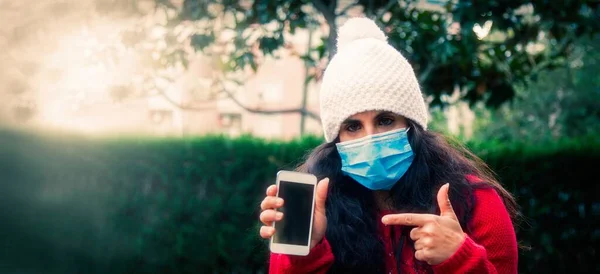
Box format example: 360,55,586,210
381,183,465,265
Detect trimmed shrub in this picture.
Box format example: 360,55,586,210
0,130,598,273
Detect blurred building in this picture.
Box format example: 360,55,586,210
0,0,324,140
1,0,470,140
161,0,453,140
141,27,324,139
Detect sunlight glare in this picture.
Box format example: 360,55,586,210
37,20,142,134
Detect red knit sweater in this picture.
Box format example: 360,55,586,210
268,186,518,273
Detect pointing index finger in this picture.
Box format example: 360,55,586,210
381,213,437,226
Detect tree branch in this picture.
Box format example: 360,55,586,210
375,0,399,21
328,0,337,10
157,89,217,111
217,80,321,121
157,86,321,121
312,0,338,60
149,75,221,111
312,0,336,21
418,63,435,84
337,1,359,16
366,0,375,18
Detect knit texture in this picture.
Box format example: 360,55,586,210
320,17,428,142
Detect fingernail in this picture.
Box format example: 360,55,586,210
276,198,284,206
276,212,283,220
381,217,388,223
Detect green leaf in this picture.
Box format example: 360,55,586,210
300,54,316,67
190,33,214,51
259,36,282,56
315,42,326,60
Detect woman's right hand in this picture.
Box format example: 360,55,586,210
259,178,330,249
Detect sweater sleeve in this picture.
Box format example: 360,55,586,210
268,237,335,274
432,188,518,274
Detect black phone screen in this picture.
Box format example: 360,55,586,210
272,181,314,246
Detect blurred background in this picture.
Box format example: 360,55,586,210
0,0,598,273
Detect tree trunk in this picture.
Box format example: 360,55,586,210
312,0,338,61
300,25,315,135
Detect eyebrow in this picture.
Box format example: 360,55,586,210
375,111,395,119
341,118,359,125
341,111,395,125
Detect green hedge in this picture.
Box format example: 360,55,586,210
0,129,598,273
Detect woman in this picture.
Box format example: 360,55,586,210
259,17,518,273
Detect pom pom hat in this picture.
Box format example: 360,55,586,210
319,17,428,142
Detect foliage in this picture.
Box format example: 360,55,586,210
3,1,598,127
468,135,600,273
141,0,600,107
471,35,600,143
1,129,599,273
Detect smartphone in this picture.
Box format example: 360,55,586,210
269,170,317,256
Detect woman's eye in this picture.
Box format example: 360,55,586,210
379,117,394,126
346,123,361,132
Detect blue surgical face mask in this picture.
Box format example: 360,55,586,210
336,128,414,190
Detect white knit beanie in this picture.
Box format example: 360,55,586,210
319,17,428,142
